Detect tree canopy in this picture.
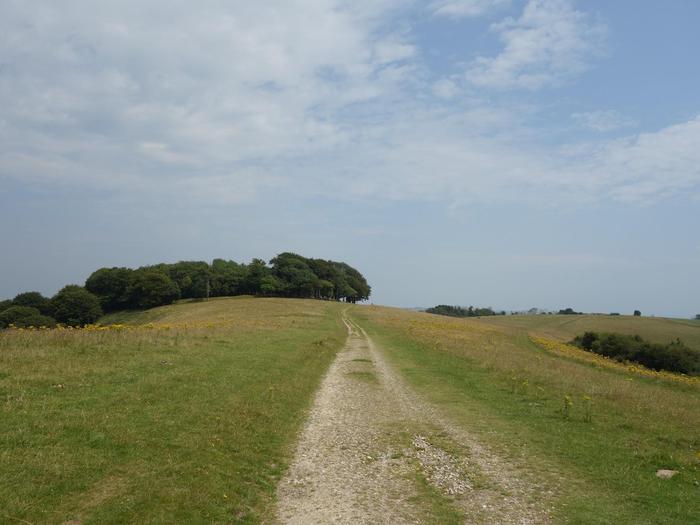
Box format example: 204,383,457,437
81,253,370,312
1,253,370,327
50,285,103,327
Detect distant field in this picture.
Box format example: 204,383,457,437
353,306,700,525
477,314,700,349
0,297,345,524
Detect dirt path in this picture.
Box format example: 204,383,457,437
273,315,555,524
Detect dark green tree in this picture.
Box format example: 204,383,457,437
259,275,284,296
558,308,580,315
127,269,181,309
0,306,56,328
318,279,334,299
270,253,318,298
332,262,370,302
50,286,103,326
210,259,247,297
633,310,641,317
165,261,211,299
241,259,272,295
12,291,52,315
85,267,134,311
0,299,14,312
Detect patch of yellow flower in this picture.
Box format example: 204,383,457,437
530,336,699,386
3,319,253,333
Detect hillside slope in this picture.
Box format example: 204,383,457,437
476,314,700,349
2,300,698,524
1,297,346,524
353,306,700,524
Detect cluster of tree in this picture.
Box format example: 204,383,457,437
1,253,370,329
85,253,370,312
425,305,505,318
0,287,102,328
572,331,700,376
558,308,582,315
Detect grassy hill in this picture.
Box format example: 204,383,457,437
0,297,346,524
2,300,698,524
353,306,700,524
477,313,700,349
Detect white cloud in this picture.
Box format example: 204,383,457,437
571,110,636,132
467,0,606,90
304,111,700,206
0,0,698,211
432,78,462,99
0,1,415,192
431,0,510,18
585,115,700,202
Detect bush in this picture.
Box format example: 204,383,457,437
0,306,56,329
12,291,52,315
50,285,103,327
0,299,12,313
572,331,700,376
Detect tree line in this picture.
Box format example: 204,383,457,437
0,253,371,328
425,305,505,318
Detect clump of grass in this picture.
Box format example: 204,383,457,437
561,394,574,420
347,370,378,383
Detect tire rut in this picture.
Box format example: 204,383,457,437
272,314,556,524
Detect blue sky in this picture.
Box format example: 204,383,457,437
1,0,699,317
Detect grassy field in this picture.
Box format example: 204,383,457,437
0,297,346,524
3,300,698,524
351,307,700,525
478,313,700,349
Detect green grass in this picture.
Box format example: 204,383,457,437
352,306,700,525
0,298,346,524
478,314,700,349
4,299,698,524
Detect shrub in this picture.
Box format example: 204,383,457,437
0,299,12,313
572,331,700,376
0,306,56,329
50,285,103,327
12,291,52,315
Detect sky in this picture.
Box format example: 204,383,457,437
1,0,699,317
